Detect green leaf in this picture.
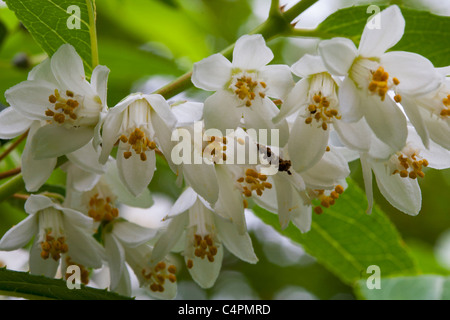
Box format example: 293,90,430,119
252,179,418,286
356,275,450,300
0,268,133,300
0,20,6,47
4,0,97,73
314,6,450,67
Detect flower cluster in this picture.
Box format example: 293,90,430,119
0,5,448,298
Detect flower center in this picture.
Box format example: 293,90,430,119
88,194,119,222
45,89,81,124
187,234,218,267
120,128,157,162
440,94,450,117
310,185,344,215
391,149,428,179
141,261,177,293
305,73,340,130
236,168,272,207
65,257,90,285
305,94,340,131
203,135,228,163
230,72,266,107
351,59,401,102
39,208,68,261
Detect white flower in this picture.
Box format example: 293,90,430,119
360,125,450,215
254,145,350,231
170,102,220,205
152,188,257,289
125,243,178,299
318,5,440,151
401,67,450,150
103,220,159,297
274,54,372,172
99,93,177,197
0,195,104,278
191,34,293,134
212,130,350,232
2,44,109,160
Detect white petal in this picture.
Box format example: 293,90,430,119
151,214,188,264
232,34,273,70
288,116,329,173
115,264,132,297
172,102,204,127
168,187,198,218
65,162,100,192
372,160,421,215
182,164,220,205
203,91,242,133
31,125,94,159
338,77,363,122
117,147,156,197
260,64,294,99
302,148,350,189
91,65,110,106
104,162,154,208
65,225,104,268
273,78,309,123
0,214,37,251
359,5,405,57
187,244,223,289
333,117,372,152
272,175,295,229
291,54,328,78
112,221,157,248
360,154,374,214
381,52,440,96
24,194,54,214
422,110,450,150
214,165,247,234
104,233,125,291
50,44,91,94
144,94,177,131
29,239,59,278
290,201,312,234
192,54,232,91
61,206,95,230
22,123,57,192
401,96,430,149
99,112,123,164
0,107,33,139
28,58,57,84
318,38,357,76
215,214,258,264
363,96,407,151
5,80,56,120
67,140,106,175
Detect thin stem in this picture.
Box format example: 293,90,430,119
290,28,328,38
0,131,28,162
87,0,99,69
283,0,320,23
270,0,281,17
12,193,29,201
0,167,21,181
0,173,25,203
154,0,321,100
156,72,193,100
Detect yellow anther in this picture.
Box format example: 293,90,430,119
393,77,400,85
394,94,402,103
66,90,74,97
88,193,120,222
187,259,194,269
305,117,313,124
314,206,323,215
335,185,344,194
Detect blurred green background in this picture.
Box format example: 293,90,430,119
0,0,450,300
